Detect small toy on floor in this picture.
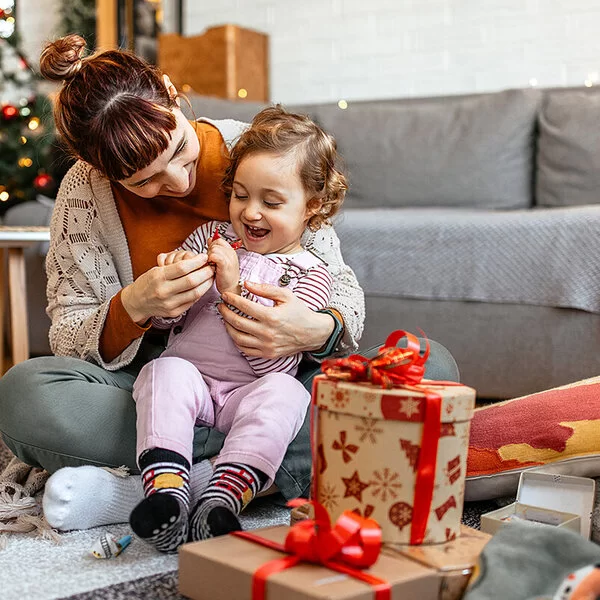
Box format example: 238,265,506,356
89,533,132,559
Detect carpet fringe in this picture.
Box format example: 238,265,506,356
0,456,60,542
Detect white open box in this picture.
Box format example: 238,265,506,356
480,471,596,539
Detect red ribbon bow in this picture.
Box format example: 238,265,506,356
321,330,429,388
315,329,463,545
233,499,391,600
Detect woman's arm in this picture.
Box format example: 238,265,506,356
218,224,364,359
46,163,216,369
302,225,365,353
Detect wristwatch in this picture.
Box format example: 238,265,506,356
311,308,345,360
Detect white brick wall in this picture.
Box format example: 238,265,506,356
185,0,600,104
17,0,62,69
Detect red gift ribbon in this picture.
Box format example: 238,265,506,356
316,330,461,545
233,499,390,600
321,330,429,389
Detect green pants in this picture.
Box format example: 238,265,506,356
0,337,458,500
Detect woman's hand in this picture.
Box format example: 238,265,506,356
121,255,214,324
218,281,335,358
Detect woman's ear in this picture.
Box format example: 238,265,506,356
163,74,181,107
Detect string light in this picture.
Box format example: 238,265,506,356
20,107,30,116
18,157,33,168
0,191,9,202
27,117,40,130
338,100,348,109
529,78,538,87
20,136,26,144
237,88,248,99
584,71,598,87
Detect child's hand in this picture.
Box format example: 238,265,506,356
157,250,198,267
207,238,241,295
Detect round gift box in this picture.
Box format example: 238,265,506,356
312,375,476,545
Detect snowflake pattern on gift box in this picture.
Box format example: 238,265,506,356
354,418,383,443
342,470,370,502
369,468,402,502
400,397,421,419
389,501,413,531
331,389,350,409
319,481,340,511
332,431,359,463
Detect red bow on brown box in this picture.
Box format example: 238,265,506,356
233,498,391,600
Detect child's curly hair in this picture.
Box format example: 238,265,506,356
222,105,348,231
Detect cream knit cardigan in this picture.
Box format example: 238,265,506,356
46,118,365,370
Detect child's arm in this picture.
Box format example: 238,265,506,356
151,222,218,328
207,237,241,296
245,265,333,377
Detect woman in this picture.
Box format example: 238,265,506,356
0,35,458,515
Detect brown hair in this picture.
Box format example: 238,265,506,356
40,34,178,180
222,105,347,231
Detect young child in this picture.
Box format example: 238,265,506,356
129,105,348,553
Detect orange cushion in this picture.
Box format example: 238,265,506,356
465,376,600,501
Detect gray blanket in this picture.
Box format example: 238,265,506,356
336,205,600,313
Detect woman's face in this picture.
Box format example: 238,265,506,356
229,151,315,255
118,109,200,198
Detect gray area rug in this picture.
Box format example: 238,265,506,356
0,437,509,599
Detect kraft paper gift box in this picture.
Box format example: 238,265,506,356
385,525,492,600
312,374,476,545
289,505,491,600
178,525,442,600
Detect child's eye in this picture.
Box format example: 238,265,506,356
264,201,281,208
234,193,248,200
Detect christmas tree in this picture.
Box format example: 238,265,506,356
0,0,57,216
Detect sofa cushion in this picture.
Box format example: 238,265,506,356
334,205,600,313
465,376,600,501
536,90,600,207
312,89,540,210
183,95,267,124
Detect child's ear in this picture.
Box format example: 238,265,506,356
163,74,181,107
305,198,323,219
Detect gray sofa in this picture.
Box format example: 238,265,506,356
6,86,600,400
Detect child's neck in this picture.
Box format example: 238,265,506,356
264,242,304,256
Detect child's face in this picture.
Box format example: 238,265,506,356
229,151,315,255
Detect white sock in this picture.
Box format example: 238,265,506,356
43,460,214,531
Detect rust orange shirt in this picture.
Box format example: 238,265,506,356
100,122,230,362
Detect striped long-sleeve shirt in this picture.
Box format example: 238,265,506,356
157,220,333,377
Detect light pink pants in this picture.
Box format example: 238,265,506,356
132,252,310,485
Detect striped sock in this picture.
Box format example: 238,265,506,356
189,463,265,541
129,448,191,554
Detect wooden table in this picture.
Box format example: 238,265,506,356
0,226,51,374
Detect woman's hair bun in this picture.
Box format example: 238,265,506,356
40,34,87,82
